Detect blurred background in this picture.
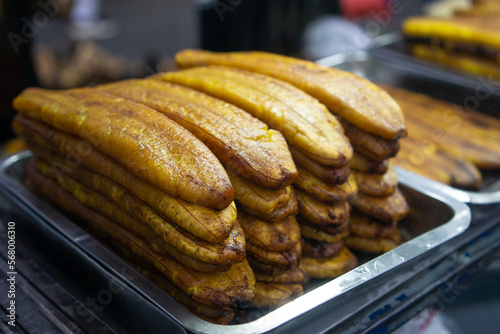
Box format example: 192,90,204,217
0,0,433,149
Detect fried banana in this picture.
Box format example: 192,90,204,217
13,87,233,209
299,221,350,243
253,282,303,309
352,164,398,197
296,189,351,226
156,66,353,167
351,188,410,223
238,211,300,252
340,119,400,162
239,188,298,222
350,152,389,174
293,166,357,204
254,265,310,284
301,238,344,259
227,168,292,215
394,135,482,189
13,116,237,244
33,158,246,267
26,162,255,309
100,79,297,188
246,241,301,274
288,145,351,184
301,247,358,279
384,85,500,170
349,209,397,239
175,49,406,140
345,228,402,254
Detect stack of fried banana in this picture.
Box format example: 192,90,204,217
403,1,500,79
99,77,305,309
383,85,500,190
170,50,410,256
12,87,259,324
155,58,360,297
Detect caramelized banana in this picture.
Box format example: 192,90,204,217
174,49,406,139
384,85,500,170
301,238,344,259
352,164,398,197
13,116,237,244
100,79,297,188
227,168,292,215
253,282,303,309
301,247,358,279
299,221,350,243
295,189,351,226
345,228,402,254
156,66,352,167
33,158,246,266
351,188,410,223
293,166,357,204
239,188,298,222
340,119,400,162
349,210,397,239
238,211,300,252
350,153,389,174
246,241,301,273
394,135,482,189
13,87,233,209
26,162,255,310
254,265,310,284
288,145,351,184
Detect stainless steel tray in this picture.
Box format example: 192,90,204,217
0,151,470,333
317,49,500,208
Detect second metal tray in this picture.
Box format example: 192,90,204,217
319,49,500,209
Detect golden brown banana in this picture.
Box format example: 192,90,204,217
33,158,246,267
100,79,297,188
174,49,406,140
156,66,353,167
352,164,398,197
301,238,344,259
246,241,301,274
295,189,351,226
13,87,233,209
345,228,402,254
299,221,350,243
351,188,410,223
254,265,310,284
384,85,500,170
293,166,357,204
394,135,483,190
25,163,255,310
253,282,303,309
227,168,292,215
350,152,389,174
239,188,298,222
288,144,351,184
238,211,300,252
301,247,358,279
349,210,397,239
340,119,401,162
13,115,237,244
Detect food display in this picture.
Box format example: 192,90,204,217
11,49,413,323
403,0,500,78
384,85,500,190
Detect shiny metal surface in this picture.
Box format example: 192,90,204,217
0,151,471,334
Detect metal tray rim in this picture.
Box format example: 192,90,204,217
0,151,471,334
